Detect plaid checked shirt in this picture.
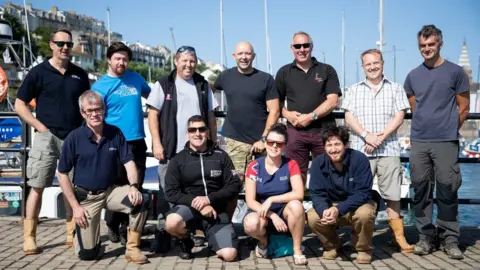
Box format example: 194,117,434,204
341,77,410,157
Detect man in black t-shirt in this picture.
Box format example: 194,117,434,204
275,31,342,183
214,41,280,218
14,29,90,255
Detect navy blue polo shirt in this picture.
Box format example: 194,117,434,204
16,59,90,139
58,123,134,191
309,148,373,217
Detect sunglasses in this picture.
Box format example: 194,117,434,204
51,41,74,48
266,140,285,147
187,126,207,133
292,43,311,50
177,46,196,54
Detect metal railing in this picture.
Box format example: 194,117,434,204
2,110,480,218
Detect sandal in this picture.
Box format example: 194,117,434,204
255,244,268,258
293,254,308,265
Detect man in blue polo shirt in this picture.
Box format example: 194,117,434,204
57,90,149,264
307,126,376,264
15,29,90,254
92,41,151,245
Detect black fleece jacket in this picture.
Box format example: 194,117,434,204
164,140,241,212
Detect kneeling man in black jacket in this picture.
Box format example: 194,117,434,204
164,115,241,261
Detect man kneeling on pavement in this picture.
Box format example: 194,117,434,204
164,115,241,261
307,125,376,264
57,90,149,264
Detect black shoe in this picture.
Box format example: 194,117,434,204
413,239,433,255
178,237,195,260
108,227,120,243
442,243,464,260
154,229,172,253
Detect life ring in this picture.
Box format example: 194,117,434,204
0,66,8,102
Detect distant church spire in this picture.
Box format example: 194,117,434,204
458,38,473,83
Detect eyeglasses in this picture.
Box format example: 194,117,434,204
82,107,104,116
51,41,74,48
292,43,311,50
266,140,285,147
176,46,196,54
187,126,207,133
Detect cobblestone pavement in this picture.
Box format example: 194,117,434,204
1,217,480,270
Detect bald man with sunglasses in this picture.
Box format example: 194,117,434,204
15,29,90,254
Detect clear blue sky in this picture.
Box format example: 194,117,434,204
6,0,480,87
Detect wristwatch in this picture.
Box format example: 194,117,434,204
360,130,368,139
311,112,318,120
130,183,140,190
261,136,266,142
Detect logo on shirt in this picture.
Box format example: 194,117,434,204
114,84,138,97
166,94,172,100
280,176,288,181
314,73,323,83
71,75,81,80
108,147,117,151
210,170,222,177
349,178,354,182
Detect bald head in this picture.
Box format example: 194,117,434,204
234,41,254,54
233,41,255,73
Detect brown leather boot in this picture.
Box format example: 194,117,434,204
24,218,39,255
65,216,75,247
388,218,414,253
125,229,149,264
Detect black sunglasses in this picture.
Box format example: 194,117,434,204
187,126,207,133
51,41,74,48
177,46,196,54
292,43,311,50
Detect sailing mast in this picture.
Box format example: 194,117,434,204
341,11,345,91
219,0,225,110
22,0,33,65
264,0,272,74
377,0,385,52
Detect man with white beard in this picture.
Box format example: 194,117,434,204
92,41,151,245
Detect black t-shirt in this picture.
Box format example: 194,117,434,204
275,57,342,132
16,59,90,139
214,68,278,144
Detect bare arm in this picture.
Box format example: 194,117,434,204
407,95,416,113
14,99,48,132
457,92,470,129
58,172,80,209
313,93,339,118
124,160,139,185
268,174,304,203
262,99,280,136
208,111,217,142
345,111,367,136
148,107,161,147
382,110,405,139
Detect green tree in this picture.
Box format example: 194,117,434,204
32,26,53,57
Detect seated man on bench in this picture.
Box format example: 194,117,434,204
164,115,241,261
57,90,149,264
307,125,376,264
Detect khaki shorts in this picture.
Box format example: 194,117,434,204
369,156,402,201
225,137,253,177
26,131,67,188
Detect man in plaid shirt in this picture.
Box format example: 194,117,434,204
341,49,413,253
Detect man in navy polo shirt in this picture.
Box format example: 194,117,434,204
15,29,90,254
307,126,376,264
57,90,148,264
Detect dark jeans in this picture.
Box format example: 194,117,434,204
105,139,147,230
286,127,325,177
410,141,462,245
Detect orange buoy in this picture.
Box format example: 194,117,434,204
0,66,8,102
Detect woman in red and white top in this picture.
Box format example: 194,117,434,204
243,123,307,265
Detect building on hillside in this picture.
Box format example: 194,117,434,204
126,42,166,69
70,50,95,71
458,39,480,113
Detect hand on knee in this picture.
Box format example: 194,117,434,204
217,248,237,262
